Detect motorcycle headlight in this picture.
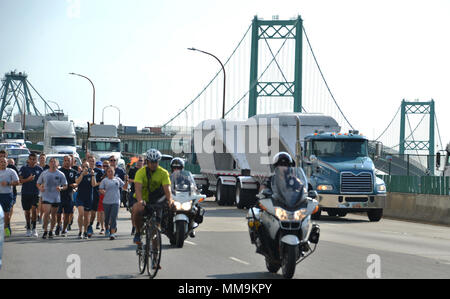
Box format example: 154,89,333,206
275,207,306,221
174,201,182,210
181,201,193,211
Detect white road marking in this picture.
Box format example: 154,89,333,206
185,241,197,246
229,257,250,265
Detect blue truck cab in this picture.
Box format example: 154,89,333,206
303,130,386,222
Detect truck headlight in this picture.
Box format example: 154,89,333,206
377,184,386,192
317,185,333,191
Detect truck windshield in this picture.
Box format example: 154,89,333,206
90,142,120,152
3,132,24,139
312,140,368,158
51,138,75,147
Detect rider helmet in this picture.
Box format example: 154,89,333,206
145,149,162,163
272,152,295,168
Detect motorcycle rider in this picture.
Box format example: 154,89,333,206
259,152,296,193
169,157,199,239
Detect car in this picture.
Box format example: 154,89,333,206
45,154,82,168
16,154,30,169
0,143,21,151
6,147,31,164
0,205,4,270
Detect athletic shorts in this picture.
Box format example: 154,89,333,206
58,200,74,214
42,201,60,208
0,193,13,213
76,195,92,212
21,194,40,211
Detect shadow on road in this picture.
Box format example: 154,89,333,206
207,272,282,279
316,215,370,224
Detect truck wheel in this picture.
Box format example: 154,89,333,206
236,184,245,209
236,184,257,209
368,209,383,222
216,181,226,206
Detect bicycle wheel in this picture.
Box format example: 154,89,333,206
137,243,147,274
146,224,162,278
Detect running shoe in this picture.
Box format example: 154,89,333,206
78,232,82,239
96,222,100,230
4,227,11,237
26,229,32,237
32,229,38,238
42,231,48,239
109,234,116,240
105,229,110,237
55,225,61,236
87,225,93,238
83,232,88,239
48,231,54,239
99,229,104,235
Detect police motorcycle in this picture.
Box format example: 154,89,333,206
247,166,321,279
168,170,206,248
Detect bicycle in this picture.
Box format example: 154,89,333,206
137,203,163,279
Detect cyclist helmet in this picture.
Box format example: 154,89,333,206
145,149,162,163
170,157,185,171
272,152,295,168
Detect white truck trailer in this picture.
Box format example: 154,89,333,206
1,122,25,147
192,112,386,221
44,121,78,156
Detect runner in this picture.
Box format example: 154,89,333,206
56,156,78,237
36,157,68,239
75,162,97,239
99,166,127,240
37,153,49,224
0,157,19,237
86,155,103,237
19,153,43,237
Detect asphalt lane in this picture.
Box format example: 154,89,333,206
1,198,450,279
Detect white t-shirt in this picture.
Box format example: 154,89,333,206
0,168,19,194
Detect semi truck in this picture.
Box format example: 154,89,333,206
192,112,386,221
44,121,78,156
88,124,124,165
1,122,25,147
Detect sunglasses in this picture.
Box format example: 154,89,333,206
109,159,116,162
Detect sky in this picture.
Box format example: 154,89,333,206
1,0,449,150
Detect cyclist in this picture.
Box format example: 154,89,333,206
132,149,174,246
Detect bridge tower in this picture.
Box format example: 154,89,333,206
248,15,303,117
0,71,55,127
399,99,435,172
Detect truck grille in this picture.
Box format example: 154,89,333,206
341,172,373,194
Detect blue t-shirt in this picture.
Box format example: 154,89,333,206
19,165,44,195
77,173,94,201
114,167,126,181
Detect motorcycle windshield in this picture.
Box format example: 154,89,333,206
271,167,308,209
170,170,196,193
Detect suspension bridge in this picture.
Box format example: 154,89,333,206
158,16,444,176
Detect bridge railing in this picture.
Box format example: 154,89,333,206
378,175,450,196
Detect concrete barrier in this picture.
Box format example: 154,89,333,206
384,192,450,225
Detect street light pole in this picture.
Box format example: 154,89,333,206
102,105,121,126
69,72,96,125
188,47,226,119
